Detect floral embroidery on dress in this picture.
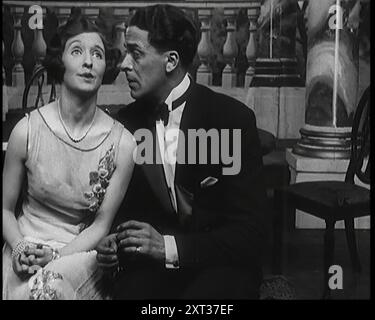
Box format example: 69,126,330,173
29,269,64,300
84,144,116,214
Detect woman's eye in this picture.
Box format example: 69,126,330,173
71,49,82,55
93,51,104,59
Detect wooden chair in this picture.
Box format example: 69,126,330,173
3,66,56,144
272,86,370,299
22,64,57,110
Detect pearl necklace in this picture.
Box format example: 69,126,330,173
58,99,97,143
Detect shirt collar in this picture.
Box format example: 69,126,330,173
164,73,191,112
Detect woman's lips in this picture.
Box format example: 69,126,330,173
79,73,95,79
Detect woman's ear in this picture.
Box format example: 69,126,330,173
165,51,179,73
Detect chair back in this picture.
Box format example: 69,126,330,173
345,86,370,185
22,65,56,110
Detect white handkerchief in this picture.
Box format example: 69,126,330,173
200,176,219,189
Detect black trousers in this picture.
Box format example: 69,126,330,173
113,264,262,300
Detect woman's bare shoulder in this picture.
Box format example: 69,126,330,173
7,116,29,159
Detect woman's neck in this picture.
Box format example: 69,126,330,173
60,86,98,127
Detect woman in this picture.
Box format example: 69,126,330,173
2,15,136,299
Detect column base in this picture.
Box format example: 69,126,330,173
293,125,352,159
286,149,370,229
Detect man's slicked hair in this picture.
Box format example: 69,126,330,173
128,5,200,69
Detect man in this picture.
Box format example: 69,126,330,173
96,4,267,299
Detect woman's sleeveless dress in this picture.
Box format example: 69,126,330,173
2,108,125,300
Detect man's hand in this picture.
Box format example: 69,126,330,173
96,234,119,275
116,220,165,263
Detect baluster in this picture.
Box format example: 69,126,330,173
222,9,238,88
196,9,212,86
245,7,260,88
32,9,47,70
114,21,126,56
113,8,128,56
3,40,8,121
113,8,129,85
83,7,99,24
57,7,71,27
11,6,25,87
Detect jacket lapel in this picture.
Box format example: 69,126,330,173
175,81,202,191
174,82,207,224
140,119,175,215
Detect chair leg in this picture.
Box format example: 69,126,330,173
322,219,335,299
344,218,362,273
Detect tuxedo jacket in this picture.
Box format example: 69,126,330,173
114,81,267,270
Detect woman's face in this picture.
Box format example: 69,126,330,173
62,32,106,96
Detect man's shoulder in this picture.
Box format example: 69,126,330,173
193,83,255,125
115,100,146,132
116,100,141,119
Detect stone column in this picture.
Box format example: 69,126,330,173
245,7,260,88
196,9,212,86
11,6,25,87
293,0,360,159
288,0,367,229
222,9,238,88
32,22,47,70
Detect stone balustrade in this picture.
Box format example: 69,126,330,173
2,0,263,117
3,1,261,86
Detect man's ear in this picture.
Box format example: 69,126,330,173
165,51,180,73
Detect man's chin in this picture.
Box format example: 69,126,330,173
129,89,143,100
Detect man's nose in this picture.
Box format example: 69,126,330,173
120,53,133,71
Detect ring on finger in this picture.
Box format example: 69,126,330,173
136,246,141,253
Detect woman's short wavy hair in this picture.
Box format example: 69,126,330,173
43,15,121,84
128,5,200,70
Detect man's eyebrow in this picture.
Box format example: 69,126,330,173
125,43,143,51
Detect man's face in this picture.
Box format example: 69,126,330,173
121,26,167,101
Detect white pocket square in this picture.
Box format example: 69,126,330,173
200,176,219,189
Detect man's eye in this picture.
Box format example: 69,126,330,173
132,51,141,59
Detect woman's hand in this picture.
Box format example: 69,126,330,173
12,251,33,279
24,245,54,268
96,233,119,276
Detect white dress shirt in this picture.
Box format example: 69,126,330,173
157,73,190,269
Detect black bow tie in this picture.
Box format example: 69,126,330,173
154,102,170,125
153,81,192,126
